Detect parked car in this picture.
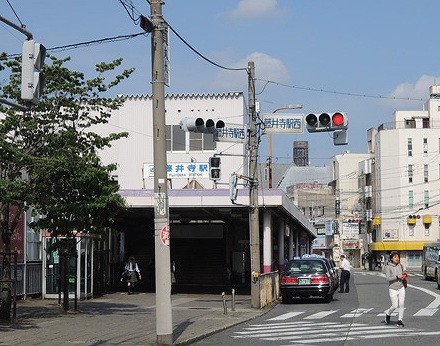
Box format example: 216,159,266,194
324,257,340,292
280,257,335,303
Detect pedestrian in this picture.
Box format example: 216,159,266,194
123,256,141,295
384,251,407,327
338,254,351,293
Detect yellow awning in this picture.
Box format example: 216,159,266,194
407,218,416,225
369,241,425,251
423,215,432,224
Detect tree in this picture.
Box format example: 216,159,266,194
0,53,134,320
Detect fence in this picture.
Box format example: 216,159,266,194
258,271,280,308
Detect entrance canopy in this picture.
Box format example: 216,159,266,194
117,188,316,238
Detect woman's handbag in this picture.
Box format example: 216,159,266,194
121,269,131,281
400,264,408,288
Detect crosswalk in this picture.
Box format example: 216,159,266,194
232,307,440,344
233,320,440,344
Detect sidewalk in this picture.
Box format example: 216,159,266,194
0,291,272,345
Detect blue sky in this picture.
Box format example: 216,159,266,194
2,0,440,166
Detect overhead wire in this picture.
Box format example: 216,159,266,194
255,79,427,102
6,0,24,27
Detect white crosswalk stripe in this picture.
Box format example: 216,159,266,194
233,319,440,344
341,308,373,318
304,310,338,319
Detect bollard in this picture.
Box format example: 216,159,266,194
222,291,227,314
231,288,235,311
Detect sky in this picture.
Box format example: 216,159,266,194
2,0,440,167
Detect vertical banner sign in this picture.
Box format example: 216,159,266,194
161,225,170,246
162,25,170,86
155,192,167,216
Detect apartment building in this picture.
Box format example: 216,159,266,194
369,85,440,269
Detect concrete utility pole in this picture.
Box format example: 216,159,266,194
248,61,261,308
150,1,172,344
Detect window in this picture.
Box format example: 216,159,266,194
409,190,413,209
423,138,428,157
189,132,216,151
166,125,216,152
424,190,429,208
407,138,412,157
166,125,185,151
424,164,428,183
408,164,413,183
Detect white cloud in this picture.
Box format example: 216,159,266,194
228,0,286,20
211,52,290,91
389,75,440,100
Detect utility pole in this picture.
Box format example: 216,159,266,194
150,1,172,344
248,61,261,308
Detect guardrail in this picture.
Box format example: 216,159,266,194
258,271,280,308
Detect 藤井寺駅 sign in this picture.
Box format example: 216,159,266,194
144,163,209,179
262,114,304,134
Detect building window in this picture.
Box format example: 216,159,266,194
424,164,428,183
408,164,413,183
166,125,185,151
423,138,428,157
189,132,216,151
409,190,413,209
166,125,216,152
407,138,412,157
424,190,429,208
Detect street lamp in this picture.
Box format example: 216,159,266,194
268,104,303,188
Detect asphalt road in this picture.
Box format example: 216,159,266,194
193,269,440,346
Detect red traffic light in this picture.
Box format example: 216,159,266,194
332,112,345,126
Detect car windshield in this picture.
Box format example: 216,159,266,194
286,260,325,274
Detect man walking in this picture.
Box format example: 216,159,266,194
339,254,351,293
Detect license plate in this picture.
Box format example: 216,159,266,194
298,278,310,285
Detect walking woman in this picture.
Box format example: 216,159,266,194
384,251,407,327
124,256,141,295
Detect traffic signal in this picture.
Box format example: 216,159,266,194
21,40,46,105
180,117,225,134
229,173,239,202
209,156,221,180
305,112,348,132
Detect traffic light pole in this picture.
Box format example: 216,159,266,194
150,1,172,344
248,61,261,308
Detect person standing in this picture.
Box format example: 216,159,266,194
339,254,351,293
124,256,141,295
384,251,407,327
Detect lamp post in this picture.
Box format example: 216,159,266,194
268,104,303,188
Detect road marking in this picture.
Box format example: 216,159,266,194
341,308,373,318
233,320,440,344
304,310,338,319
268,311,304,320
409,284,440,316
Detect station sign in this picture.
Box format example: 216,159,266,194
262,113,304,134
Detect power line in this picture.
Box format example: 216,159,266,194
6,0,24,27
255,79,427,102
5,32,147,58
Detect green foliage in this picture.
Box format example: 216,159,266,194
0,53,133,320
